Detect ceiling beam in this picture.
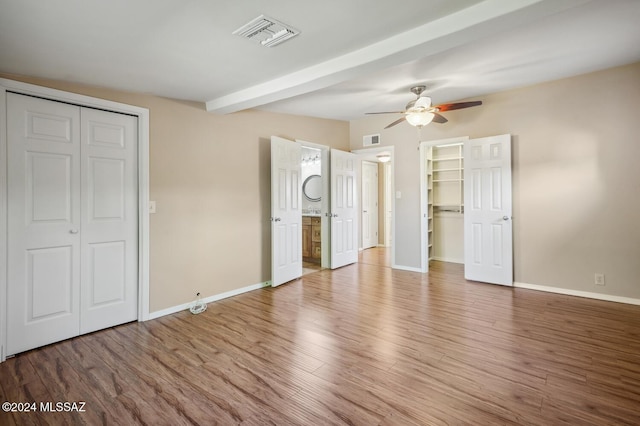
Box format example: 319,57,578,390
205,0,591,114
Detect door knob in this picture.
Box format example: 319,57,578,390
69,229,79,234
502,216,510,221
274,217,281,222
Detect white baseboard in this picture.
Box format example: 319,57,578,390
514,282,640,306
392,264,423,273
432,256,463,264
147,281,271,320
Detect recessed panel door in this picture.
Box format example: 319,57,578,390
271,136,302,287
80,108,138,333
331,149,358,269
463,134,513,286
6,93,81,355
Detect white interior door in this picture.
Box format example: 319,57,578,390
463,134,513,286
361,161,378,249
6,93,139,356
271,136,302,287
80,108,138,334
7,93,82,355
330,149,358,269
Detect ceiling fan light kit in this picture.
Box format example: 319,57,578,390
367,86,482,129
406,111,434,127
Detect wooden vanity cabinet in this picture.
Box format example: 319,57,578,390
303,216,321,263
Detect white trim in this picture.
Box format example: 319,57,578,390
392,264,423,273
514,282,640,306
0,86,6,363
148,281,271,320
432,257,463,264
0,78,150,362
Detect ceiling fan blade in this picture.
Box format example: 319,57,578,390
435,100,482,112
432,113,448,124
385,117,407,129
365,111,406,115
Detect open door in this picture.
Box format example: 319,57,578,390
330,149,358,269
271,136,302,287
463,134,513,286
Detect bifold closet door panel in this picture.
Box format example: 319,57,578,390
80,108,138,334
6,93,82,355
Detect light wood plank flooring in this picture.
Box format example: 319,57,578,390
2,248,640,425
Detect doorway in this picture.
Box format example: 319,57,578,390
419,135,513,286
300,145,325,275
271,138,359,287
297,140,330,273
352,146,395,265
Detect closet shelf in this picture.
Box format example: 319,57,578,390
433,167,462,172
433,156,463,161
433,178,463,182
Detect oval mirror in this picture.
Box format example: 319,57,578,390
302,174,322,202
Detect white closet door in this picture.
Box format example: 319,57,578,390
271,136,302,287
80,108,138,334
7,93,82,355
330,149,358,269
463,134,513,286
6,94,139,356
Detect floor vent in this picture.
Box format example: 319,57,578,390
233,15,300,47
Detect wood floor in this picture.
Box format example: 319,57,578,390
2,248,640,425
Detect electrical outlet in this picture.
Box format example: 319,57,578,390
595,273,605,286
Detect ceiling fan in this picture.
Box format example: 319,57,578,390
366,86,482,129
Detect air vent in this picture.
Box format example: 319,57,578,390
233,15,300,47
363,134,380,147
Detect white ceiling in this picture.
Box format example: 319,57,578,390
1,0,639,122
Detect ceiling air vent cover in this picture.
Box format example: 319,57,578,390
233,15,300,47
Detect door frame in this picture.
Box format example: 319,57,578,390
383,162,392,247
352,146,395,266
0,78,151,362
419,136,469,273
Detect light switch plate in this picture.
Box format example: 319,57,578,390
149,201,156,214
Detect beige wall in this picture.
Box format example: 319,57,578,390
1,73,350,312
350,62,640,299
